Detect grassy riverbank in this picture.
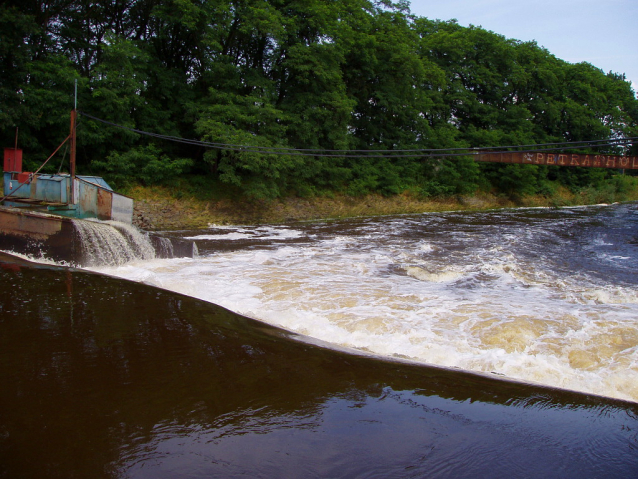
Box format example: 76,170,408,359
128,178,638,230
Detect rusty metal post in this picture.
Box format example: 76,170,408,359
69,109,76,204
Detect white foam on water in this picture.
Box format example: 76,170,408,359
405,266,464,283
185,225,305,241
185,232,255,240
0,249,72,267
86,213,638,403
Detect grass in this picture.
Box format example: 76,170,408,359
126,176,638,230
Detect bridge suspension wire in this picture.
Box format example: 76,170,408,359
78,111,636,159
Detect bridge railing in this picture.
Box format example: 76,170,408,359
474,151,638,170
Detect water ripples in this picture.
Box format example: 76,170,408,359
90,204,638,403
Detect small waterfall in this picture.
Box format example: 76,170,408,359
72,219,157,266
147,233,198,259
153,235,175,258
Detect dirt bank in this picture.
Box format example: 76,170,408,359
130,186,580,231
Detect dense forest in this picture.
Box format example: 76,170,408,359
2,0,638,200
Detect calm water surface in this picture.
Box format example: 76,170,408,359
1,203,637,477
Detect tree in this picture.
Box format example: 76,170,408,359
2,0,636,199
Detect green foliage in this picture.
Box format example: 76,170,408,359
493,164,540,196
578,174,638,204
195,87,303,199
92,144,193,188
2,0,637,201
611,174,638,197
0,2,80,169
429,157,481,195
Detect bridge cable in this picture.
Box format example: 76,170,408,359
78,111,636,159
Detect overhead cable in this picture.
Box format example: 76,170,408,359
78,111,635,159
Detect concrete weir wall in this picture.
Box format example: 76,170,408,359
0,207,195,266
0,207,79,263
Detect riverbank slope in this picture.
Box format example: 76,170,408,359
129,184,638,230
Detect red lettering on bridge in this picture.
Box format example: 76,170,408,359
475,151,638,170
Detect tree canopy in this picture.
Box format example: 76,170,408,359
2,0,637,198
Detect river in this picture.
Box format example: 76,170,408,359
1,203,637,477
97,202,638,402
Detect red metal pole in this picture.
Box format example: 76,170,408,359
70,109,76,204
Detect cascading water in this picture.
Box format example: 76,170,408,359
152,235,175,258
72,218,157,266
86,204,638,403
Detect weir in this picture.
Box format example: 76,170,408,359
72,219,155,266
72,219,197,266
0,206,196,266
1,112,198,266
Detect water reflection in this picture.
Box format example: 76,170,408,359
1,256,637,478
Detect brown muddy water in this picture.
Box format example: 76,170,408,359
1,254,637,478
3,203,638,478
